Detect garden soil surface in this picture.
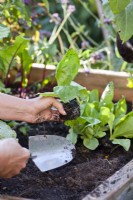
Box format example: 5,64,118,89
0,90,133,200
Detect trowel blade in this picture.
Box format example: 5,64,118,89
29,135,75,172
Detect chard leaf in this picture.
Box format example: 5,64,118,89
111,112,133,139
112,139,130,151
0,35,29,77
100,82,114,104
0,120,16,139
109,0,130,14
19,49,32,88
83,138,99,150
115,1,133,42
66,128,78,144
54,85,79,102
55,49,80,86
39,92,59,98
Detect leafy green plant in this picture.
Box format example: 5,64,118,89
40,48,133,151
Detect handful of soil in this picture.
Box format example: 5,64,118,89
60,99,80,120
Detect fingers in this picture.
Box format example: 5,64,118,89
52,99,66,115
0,139,30,179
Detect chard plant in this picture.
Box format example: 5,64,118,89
40,48,133,151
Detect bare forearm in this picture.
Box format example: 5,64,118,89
0,93,33,121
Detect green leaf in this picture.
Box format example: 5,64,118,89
112,139,130,151
42,0,49,11
83,138,99,150
81,116,101,126
89,89,99,102
0,35,29,77
0,120,16,139
111,112,133,139
19,49,32,88
115,1,133,42
66,128,78,144
114,97,127,126
39,92,59,98
108,112,115,135
94,131,106,138
109,0,130,14
54,85,79,102
0,25,10,39
99,107,110,125
100,82,114,104
55,49,80,86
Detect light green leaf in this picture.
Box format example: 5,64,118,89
83,138,99,150
112,139,130,151
19,49,32,88
89,89,99,102
0,120,16,139
42,0,49,11
111,112,133,139
114,97,127,126
109,0,130,14
115,1,133,42
81,116,101,126
66,128,78,144
55,49,80,86
108,113,115,135
95,131,106,138
39,92,59,98
54,85,79,102
100,82,114,104
99,107,110,125
0,35,29,77
0,25,10,39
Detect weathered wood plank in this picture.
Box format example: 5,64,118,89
0,195,33,200
30,64,133,102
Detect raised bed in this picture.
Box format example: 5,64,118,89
1,65,133,200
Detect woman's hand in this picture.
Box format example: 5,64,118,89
26,96,66,123
0,138,30,179
0,93,66,123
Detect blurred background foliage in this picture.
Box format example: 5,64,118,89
0,0,133,93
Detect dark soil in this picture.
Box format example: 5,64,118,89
60,99,80,120
1,119,133,200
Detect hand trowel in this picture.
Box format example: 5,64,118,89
29,135,75,172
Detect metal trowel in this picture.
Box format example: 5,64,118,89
29,135,75,172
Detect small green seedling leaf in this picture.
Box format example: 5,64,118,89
0,120,16,139
66,128,78,144
112,138,130,151
100,81,114,104
111,112,133,139
83,138,99,150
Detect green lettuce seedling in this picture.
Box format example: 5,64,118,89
40,48,133,151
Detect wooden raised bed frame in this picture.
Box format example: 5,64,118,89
30,64,133,102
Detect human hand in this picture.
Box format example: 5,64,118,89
28,96,66,123
0,138,30,178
